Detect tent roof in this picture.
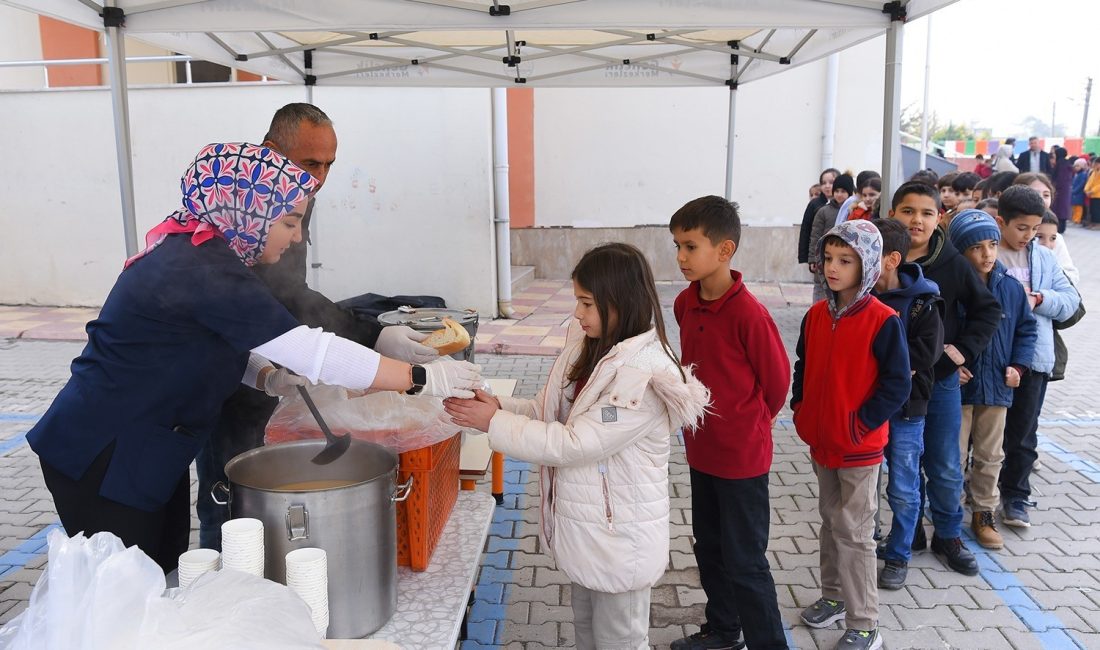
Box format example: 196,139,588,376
7,0,954,87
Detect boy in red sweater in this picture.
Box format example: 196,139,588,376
792,220,911,650
669,196,790,650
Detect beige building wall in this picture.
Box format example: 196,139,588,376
0,5,44,89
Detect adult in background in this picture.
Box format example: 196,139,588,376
196,104,440,551
798,168,839,267
1050,146,1073,232
1016,136,1051,175
28,143,481,573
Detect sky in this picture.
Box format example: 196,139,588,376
900,0,1098,139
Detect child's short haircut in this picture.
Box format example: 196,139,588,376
822,234,853,251
977,198,998,211
937,171,960,190
669,195,742,246
909,169,940,186
952,172,981,194
859,177,882,193
998,185,1047,222
856,170,881,189
872,218,910,260
984,171,1016,196
891,180,942,211
1041,210,1059,226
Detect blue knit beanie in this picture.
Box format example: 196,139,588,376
948,209,1000,251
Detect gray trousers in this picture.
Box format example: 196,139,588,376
813,461,879,631
571,583,651,650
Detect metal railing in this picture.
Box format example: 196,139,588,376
0,54,268,87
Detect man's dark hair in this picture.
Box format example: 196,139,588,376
998,185,1047,222
263,103,333,149
872,218,910,260
669,195,741,246
1041,210,1059,226
976,198,999,211
951,172,981,194
984,171,1017,197
891,180,942,211
856,170,881,189
909,169,940,186
936,171,960,189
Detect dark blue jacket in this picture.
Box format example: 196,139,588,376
962,261,1038,407
1071,170,1089,206
28,235,299,511
873,263,944,418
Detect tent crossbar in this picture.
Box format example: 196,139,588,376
77,0,102,13
327,40,503,68
126,0,213,16
649,35,783,63
375,35,508,63
524,45,725,84
519,33,671,62
813,0,886,12
255,32,305,77
405,0,583,12
785,28,817,61
244,33,378,60
312,54,515,83
206,32,242,60
506,0,585,10
404,0,490,12
734,56,756,81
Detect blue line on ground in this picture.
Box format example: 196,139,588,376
0,414,42,422
0,522,61,580
0,432,29,456
1037,436,1100,483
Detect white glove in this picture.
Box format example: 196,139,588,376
375,326,439,364
263,367,307,398
422,359,483,399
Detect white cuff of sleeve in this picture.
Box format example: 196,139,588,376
243,352,273,389
253,325,380,390
317,335,381,390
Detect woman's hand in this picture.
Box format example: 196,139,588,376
444,390,500,433
262,367,307,397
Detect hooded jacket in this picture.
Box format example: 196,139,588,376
487,321,709,593
792,221,912,468
873,262,944,418
962,260,1038,407
914,228,1002,379
808,199,842,265
798,194,829,264
1013,240,1080,374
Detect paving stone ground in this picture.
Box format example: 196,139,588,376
2,227,1100,648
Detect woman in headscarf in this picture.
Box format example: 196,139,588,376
993,144,1019,173
28,143,481,572
1050,146,1073,232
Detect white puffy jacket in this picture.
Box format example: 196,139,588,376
488,322,709,593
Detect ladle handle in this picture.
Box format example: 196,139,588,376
297,385,339,443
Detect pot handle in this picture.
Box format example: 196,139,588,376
286,504,310,541
392,476,414,502
211,481,231,506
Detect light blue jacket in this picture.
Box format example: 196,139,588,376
1023,241,1079,374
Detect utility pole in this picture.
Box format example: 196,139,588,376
1083,77,1092,139
1051,101,1057,138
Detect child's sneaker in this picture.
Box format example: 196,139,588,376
835,628,883,650
1003,500,1035,528
878,559,908,590
669,624,745,650
800,598,846,628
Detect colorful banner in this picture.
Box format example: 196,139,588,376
940,138,1095,158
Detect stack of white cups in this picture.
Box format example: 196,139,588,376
285,548,329,638
177,548,220,588
220,518,265,577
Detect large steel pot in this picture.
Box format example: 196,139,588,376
377,307,479,362
213,439,412,639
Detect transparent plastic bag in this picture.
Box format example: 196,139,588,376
265,383,462,452
0,530,323,650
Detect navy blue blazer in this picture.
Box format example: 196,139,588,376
1016,149,1051,175
28,235,299,511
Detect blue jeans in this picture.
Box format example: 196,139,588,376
920,374,964,539
883,415,925,563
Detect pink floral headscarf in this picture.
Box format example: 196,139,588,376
124,142,318,269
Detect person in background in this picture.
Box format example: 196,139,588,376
952,172,982,205
800,168,840,266
667,197,791,650
909,169,940,187
28,143,482,573
937,172,962,215
1016,136,1051,175
994,186,1079,528
974,154,993,179
848,177,882,222
445,243,710,650
196,104,440,551
810,183,822,201
1050,147,1073,232
1086,157,1100,230
809,173,856,302
1070,158,1090,225
948,210,1037,550
977,198,999,219
993,146,1019,174
793,220,910,650
1013,173,1079,285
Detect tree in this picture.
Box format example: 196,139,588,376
1016,115,1068,138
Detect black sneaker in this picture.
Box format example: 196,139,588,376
800,598,846,629
911,525,927,551
669,624,745,650
878,559,908,590
1003,499,1035,528
930,535,978,576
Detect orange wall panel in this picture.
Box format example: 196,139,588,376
507,88,535,228
38,16,101,87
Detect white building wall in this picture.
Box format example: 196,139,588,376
534,36,888,227
0,84,497,313
0,6,43,89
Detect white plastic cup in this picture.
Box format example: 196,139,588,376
221,518,265,577
178,548,220,588
285,548,329,637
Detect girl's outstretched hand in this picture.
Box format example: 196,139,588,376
444,389,500,432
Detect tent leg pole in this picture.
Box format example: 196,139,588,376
104,1,138,257
492,88,515,319
724,83,737,201
881,2,907,202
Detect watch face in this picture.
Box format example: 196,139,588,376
412,365,427,387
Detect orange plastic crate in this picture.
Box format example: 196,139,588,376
396,432,461,571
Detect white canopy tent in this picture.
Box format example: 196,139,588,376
5,0,954,315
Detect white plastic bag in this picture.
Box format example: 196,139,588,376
0,530,323,650
265,383,461,452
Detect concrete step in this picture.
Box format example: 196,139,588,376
510,265,536,295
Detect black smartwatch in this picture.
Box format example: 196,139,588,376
407,364,427,395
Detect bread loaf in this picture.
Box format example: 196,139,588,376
421,317,471,356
